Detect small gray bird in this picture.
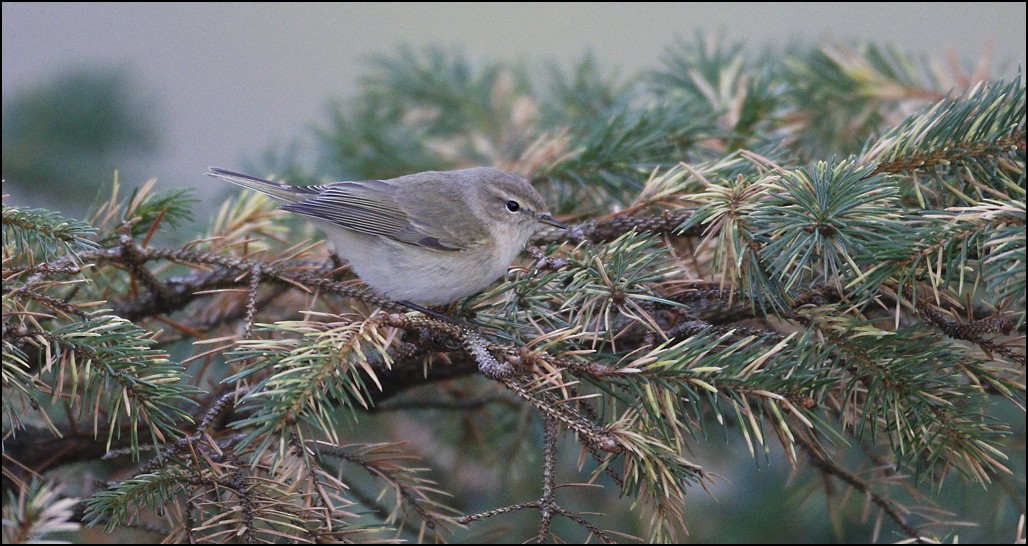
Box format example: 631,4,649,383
208,167,565,305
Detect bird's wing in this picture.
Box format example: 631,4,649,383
281,179,468,252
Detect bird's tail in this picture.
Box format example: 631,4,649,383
207,167,313,203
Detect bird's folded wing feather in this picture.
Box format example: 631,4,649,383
281,181,467,252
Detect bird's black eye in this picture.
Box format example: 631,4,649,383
505,200,521,213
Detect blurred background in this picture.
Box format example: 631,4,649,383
3,3,1025,216
3,3,1026,542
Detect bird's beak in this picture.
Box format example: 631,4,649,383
538,214,568,230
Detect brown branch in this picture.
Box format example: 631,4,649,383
33,240,406,321
2,426,134,491
1,383,251,491
667,318,777,343
152,284,292,346
371,353,480,402
904,285,1024,365
118,234,171,303
870,130,1026,176
534,416,559,543
373,393,518,412
243,264,262,340
501,380,621,455
312,441,453,535
666,288,763,324
4,287,90,319
796,434,926,543
534,210,699,245
1,262,82,280
376,313,623,454
457,417,616,544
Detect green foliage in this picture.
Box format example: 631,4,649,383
3,184,201,457
91,176,197,244
225,319,394,457
2,481,80,544
46,312,199,450
785,43,941,157
651,34,783,144
755,160,903,293
2,203,99,259
3,38,1024,544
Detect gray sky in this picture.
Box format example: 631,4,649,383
3,3,1025,200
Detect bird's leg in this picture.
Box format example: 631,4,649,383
398,300,473,329
395,301,514,379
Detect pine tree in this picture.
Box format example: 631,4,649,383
3,38,1024,543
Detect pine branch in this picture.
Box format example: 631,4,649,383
456,417,618,544
796,434,925,543
5,38,1024,544
7,313,198,456
866,78,1026,179
1,481,80,544
3,203,99,259
313,440,459,539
